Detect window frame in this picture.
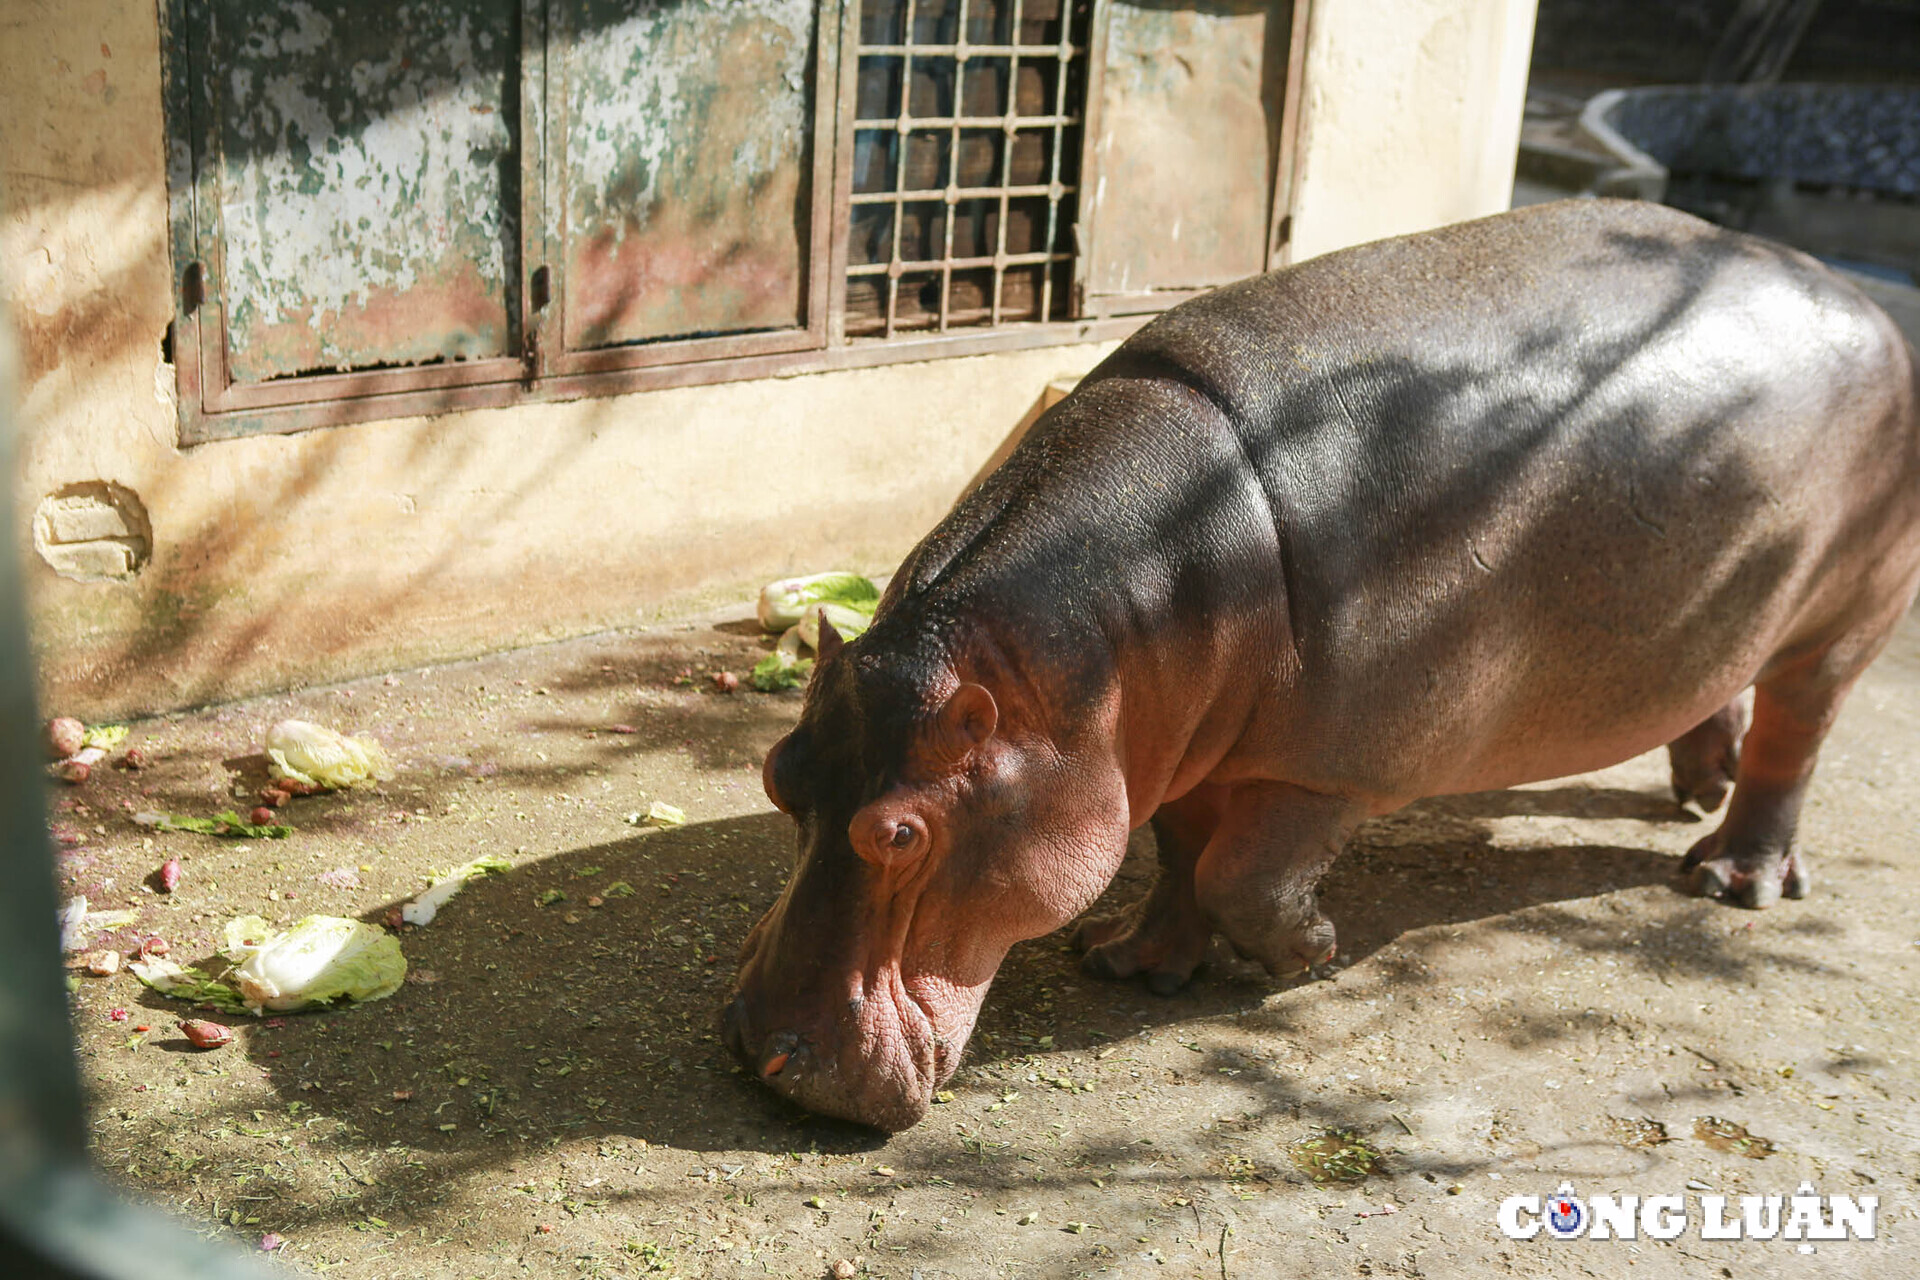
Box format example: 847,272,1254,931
161,0,1310,445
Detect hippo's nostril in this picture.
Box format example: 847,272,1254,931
760,1031,802,1081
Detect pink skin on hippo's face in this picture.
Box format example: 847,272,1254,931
722,632,1128,1131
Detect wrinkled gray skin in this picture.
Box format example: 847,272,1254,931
724,200,1920,1131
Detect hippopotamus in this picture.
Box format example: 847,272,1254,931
722,199,1920,1131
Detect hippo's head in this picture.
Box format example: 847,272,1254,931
723,619,1129,1130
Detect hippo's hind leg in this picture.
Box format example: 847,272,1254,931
1073,786,1222,996
1667,690,1752,813
1679,641,1882,908
1191,782,1364,981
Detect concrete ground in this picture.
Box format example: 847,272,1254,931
52,580,1920,1279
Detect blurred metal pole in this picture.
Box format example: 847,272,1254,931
0,180,267,1279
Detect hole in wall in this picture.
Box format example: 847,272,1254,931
33,482,153,582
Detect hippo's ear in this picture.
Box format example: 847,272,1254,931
816,614,846,666
761,733,794,814
927,682,998,771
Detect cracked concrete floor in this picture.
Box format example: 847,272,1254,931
51,595,1920,1279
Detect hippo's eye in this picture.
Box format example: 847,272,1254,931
880,819,926,857
854,811,928,865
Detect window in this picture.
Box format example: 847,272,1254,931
843,0,1086,336
161,0,1305,442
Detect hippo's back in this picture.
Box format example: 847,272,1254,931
1096,200,1920,800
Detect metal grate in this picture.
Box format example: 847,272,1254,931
845,0,1089,337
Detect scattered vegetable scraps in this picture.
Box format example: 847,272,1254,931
756,572,879,632
134,811,291,839
265,719,392,790
751,572,881,691
82,724,130,751
131,915,406,1015
402,854,513,926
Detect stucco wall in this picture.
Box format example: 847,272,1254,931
4,0,1535,720
1290,0,1538,263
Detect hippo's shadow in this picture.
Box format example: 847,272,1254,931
198,784,1701,1161
971,783,1699,1065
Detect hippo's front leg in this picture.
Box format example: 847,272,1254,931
1073,787,1223,996
1192,782,1364,980
1074,781,1363,993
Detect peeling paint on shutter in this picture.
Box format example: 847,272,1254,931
190,0,523,383
551,0,820,351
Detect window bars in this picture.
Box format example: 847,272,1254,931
846,0,1089,336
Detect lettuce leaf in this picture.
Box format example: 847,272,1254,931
266,720,392,790
756,572,880,632
131,915,406,1015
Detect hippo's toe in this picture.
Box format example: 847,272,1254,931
1684,860,1732,900
1677,829,1806,910
1783,857,1812,899
1079,946,1127,981
1733,874,1783,910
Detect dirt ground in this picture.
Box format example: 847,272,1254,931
48,584,1920,1280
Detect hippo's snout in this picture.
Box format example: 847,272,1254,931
722,953,941,1133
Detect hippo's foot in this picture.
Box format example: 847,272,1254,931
1678,828,1810,909
1212,899,1339,980
1072,885,1212,997
1668,694,1751,813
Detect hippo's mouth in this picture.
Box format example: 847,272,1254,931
841,966,949,1128
725,960,962,1132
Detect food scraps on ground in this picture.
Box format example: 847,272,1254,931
83,725,129,752
401,853,514,926
46,717,85,759
46,721,131,783
644,801,686,828
57,896,140,952
131,914,406,1015
751,572,882,691
265,719,392,791
178,1019,234,1049
134,811,292,839
750,627,814,692
156,856,182,892
756,572,879,632
83,950,121,976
